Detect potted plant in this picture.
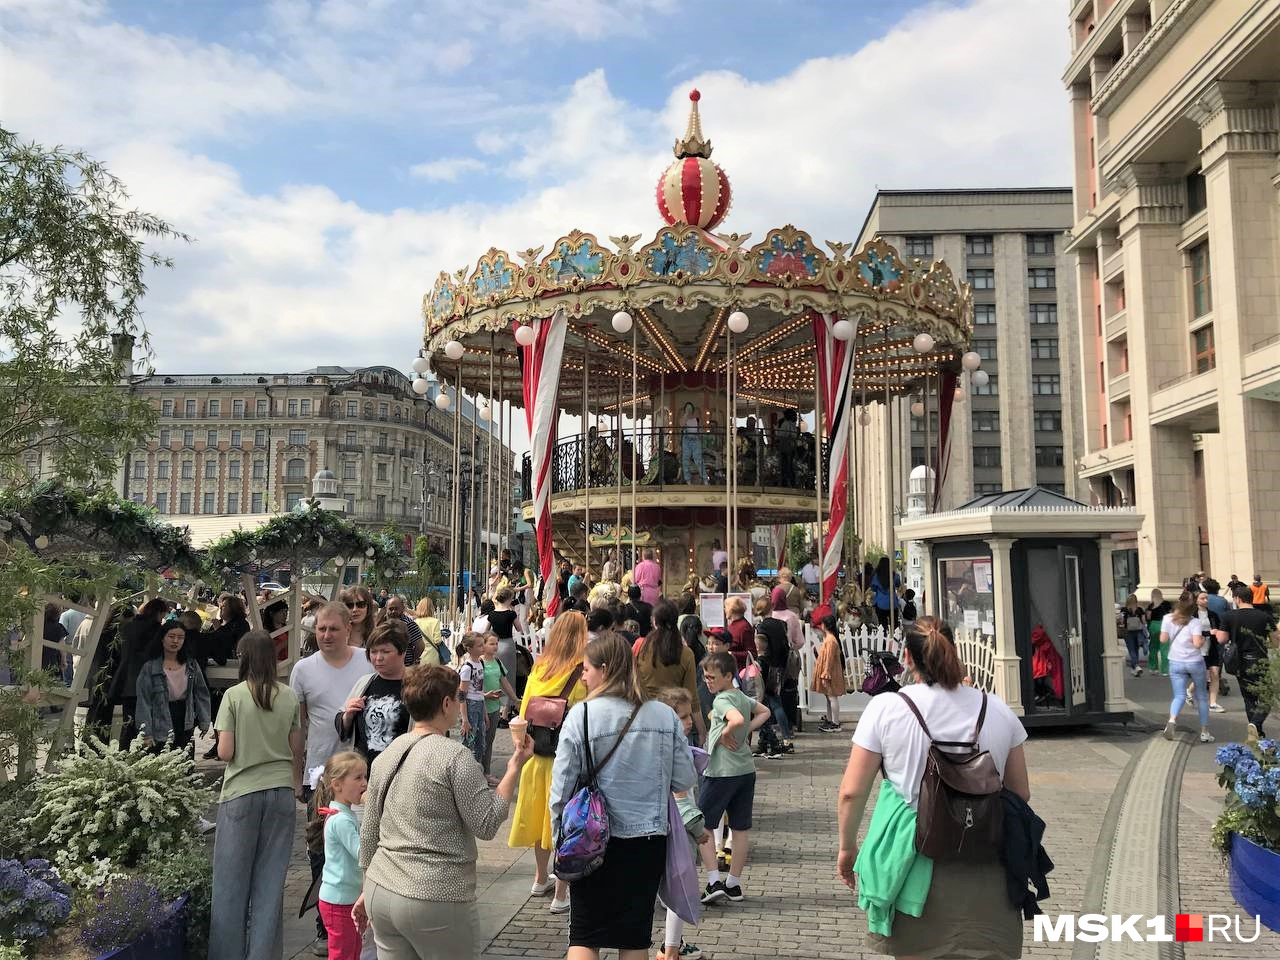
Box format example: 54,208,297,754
1212,738,1280,932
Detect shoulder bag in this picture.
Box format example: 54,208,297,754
897,690,1003,861
554,701,642,880
525,664,585,757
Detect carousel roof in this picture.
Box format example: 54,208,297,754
421,91,974,415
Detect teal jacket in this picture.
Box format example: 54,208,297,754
320,802,362,905
853,779,934,936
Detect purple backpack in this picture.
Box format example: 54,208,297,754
554,701,641,881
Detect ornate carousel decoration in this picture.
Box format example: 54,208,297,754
416,90,982,617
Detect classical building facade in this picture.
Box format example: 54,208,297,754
853,189,1084,553
100,358,519,550
1064,0,1280,596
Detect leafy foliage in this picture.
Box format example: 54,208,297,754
138,842,210,958
23,738,213,871
0,664,56,787
784,524,808,570
75,877,178,953
1212,739,1280,858
0,859,71,942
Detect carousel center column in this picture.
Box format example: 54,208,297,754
984,536,1024,716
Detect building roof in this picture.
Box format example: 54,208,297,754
181,513,281,549
894,486,1142,541
955,487,1088,510
856,186,1074,248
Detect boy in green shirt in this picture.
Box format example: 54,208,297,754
481,634,519,783
699,651,770,904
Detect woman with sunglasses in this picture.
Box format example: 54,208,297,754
340,586,376,649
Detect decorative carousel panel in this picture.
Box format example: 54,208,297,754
850,239,905,296
541,230,607,290
919,260,963,319
750,226,826,286
469,249,520,306
640,226,717,284
428,271,459,328
606,234,644,289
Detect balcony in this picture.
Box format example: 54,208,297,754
1108,371,1130,401
1101,247,1124,282
1104,309,1128,342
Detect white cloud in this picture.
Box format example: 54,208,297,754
410,157,488,182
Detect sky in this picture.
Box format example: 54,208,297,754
1,0,1071,445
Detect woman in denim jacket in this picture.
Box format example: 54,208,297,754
550,631,696,960
135,619,211,755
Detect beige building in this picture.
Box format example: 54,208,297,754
853,189,1084,555
1064,0,1280,597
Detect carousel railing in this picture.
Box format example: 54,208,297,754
520,428,830,501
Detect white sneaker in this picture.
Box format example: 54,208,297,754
1162,721,1176,741
530,879,555,896
1209,703,1226,713
549,896,571,914
1199,731,1215,743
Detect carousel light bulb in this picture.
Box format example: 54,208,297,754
972,369,990,388
444,340,465,361
962,351,982,371
954,385,967,402
515,323,536,346
912,332,935,354
727,310,749,334
910,400,924,418
411,356,430,374
611,311,633,334
435,390,452,410
411,376,429,396
479,403,492,422
832,319,854,341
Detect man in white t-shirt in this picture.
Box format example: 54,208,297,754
289,601,372,790
711,539,728,579
799,559,821,597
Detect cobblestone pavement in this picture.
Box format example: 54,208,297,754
256,673,1280,960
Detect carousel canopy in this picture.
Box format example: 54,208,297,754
421,90,973,416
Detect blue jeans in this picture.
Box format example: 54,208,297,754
765,688,792,740
1124,630,1145,670
463,699,487,765
681,436,704,483
1169,658,1209,727
210,787,295,960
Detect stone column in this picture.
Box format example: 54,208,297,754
995,233,1034,489
917,539,934,617
986,537,1023,716
1096,537,1128,712
936,234,972,509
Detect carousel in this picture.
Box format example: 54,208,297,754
415,90,984,616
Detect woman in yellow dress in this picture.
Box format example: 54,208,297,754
508,610,588,913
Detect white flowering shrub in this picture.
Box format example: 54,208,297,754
23,739,214,870
53,854,126,892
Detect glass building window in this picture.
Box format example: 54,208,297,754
301,399,311,415
1028,268,1056,289
1026,233,1054,255
204,460,216,479
1032,374,1061,395
967,268,994,290
347,400,358,417
973,374,999,396
974,339,997,360
1190,242,1212,317
251,493,264,512
208,400,220,416
1031,338,1059,359
202,492,215,514
343,461,357,481
1186,171,1207,217
253,460,265,480
207,430,218,447
905,236,934,258
966,234,993,256
286,492,302,510
1193,325,1215,373
179,492,192,514
184,399,196,417
233,399,245,417
231,430,241,447
161,399,173,417
156,493,168,513
973,304,995,326
181,460,193,479
973,446,1002,468
289,429,306,445
182,429,193,447
975,483,1002,495
159,429,171,447
229,459,241,480
227,493,240,513
1030,303,1057,325
255,429,266,447
1035,445,1064,467
286,458,306,481
376,462,389,482
972,410,999,432
1035,410,1062,432
157,460,169,479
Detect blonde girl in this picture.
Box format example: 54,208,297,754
314,751,368,960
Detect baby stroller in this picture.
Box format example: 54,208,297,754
861,649,904,696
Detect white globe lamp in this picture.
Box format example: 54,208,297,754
912,332,935,354
954,385,966,402
972,369,990,388
910,400,924,418
479,403,492,422
411,356,430,374
858,411,871,426
611,311,633,334
962,351,982,372
515,323,536,346
444,340,465,361
727,310,749,334
832,318,854,341
411,376,429,396
435,390,452,410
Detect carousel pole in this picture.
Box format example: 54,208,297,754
582,348,590,579
814,363,825,607
450,358,462,624
615,362,622,571
883,326,896,637
923,365,933,513
724,332,732,578
486,334,496,586
630,323,638,572
469,388,480,619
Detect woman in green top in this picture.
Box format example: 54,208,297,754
209,629,305,960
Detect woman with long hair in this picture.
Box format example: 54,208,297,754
135,618,211,755
413,596,443,667
1146,588,1172,675
209,630,305,960
340,586,376,650
550,633,696,960
508,611,589,912
108,596,169,751
1160,595,1213,742
635,599,707,743
837,617,1030,959
1120,593,1146,678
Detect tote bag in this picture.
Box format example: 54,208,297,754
658,792,702,925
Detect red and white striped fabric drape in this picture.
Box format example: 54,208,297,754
518,307,567,617
932,369,959,511
812,311,854,602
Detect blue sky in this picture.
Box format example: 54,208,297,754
1,0,1070,412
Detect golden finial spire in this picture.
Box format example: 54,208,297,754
673,88,712,159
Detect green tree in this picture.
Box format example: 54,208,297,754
784,524,808,570
1,127,188,488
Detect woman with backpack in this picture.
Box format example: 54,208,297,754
507,611,588,914
835,617,1030,959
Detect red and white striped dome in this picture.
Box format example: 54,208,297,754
655,90,732,231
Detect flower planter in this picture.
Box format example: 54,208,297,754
92,896,188,960
1229,835,1280,933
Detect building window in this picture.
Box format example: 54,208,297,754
208,399,220,416
181,460,193,479
184,399,196,417
253,460,265,480
344,493,355,512
966,234,993,256
182,429,194,447
1030,303,1057,325
1028,268,1056,289
347,400,358,417
974,339,997,360
207,430,218,447
286,458,306,481
157,460,169,479
159,429,171,447
256,399,268,417
1026,233,1054,255
202,492,215,514
288,429,306,445
973,303,995,325
975,483,1002,495
1190,242,1212,317
1193,325,1216,373
973,446,1002,468
1035,410,1062,432
1035,445,1064,467
227,493,239,513
132,460,145,479
301,399,311,416
156,493,168,513
1030,338,1059,359
286,492,302,510
379,403,389,419
229,459,241,480
131,492,144,505
376,462,389,482
251,492,264,512
904,236,934,258
345,430,357,445
231,429,242,447
179,492,192,514
972,410,999,432
378,432,388,449
288,399,298,417
910,411,939,433
161,399,173,417
255,429,266,447
343,461,357,481
1032,374,1061,395
204,460,216,479
233,399,245,417
973,374,999,396
1186,171,1207,217
967,268,995,290
376,494,386,516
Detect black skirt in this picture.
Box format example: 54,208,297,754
568,833,667,949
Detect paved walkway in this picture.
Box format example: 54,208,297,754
253,671,1279,960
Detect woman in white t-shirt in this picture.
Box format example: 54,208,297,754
1160,595,1213,743
835,617,1030,959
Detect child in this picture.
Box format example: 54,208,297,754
700,628,742,867
811,614,845,732
314,751,368,960
699,652,770,905
458,632,488,766
655,686,709,960
481,633,519,785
